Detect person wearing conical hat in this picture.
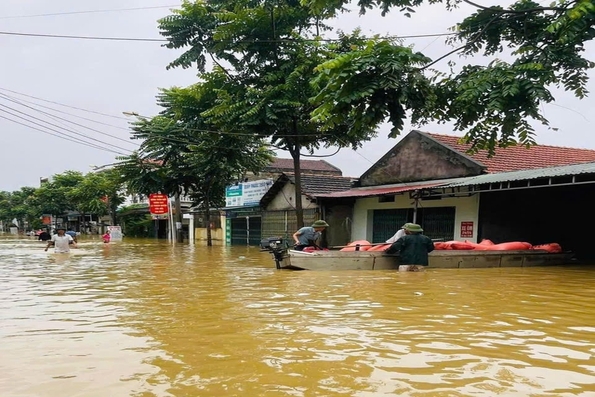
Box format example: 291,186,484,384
386,222,412,244
292,220,329,251
385,223,434,271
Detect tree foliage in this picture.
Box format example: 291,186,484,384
307,0,595,152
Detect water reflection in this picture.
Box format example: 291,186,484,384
1,236,595,396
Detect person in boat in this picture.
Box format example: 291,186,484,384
386,222,411,244
44,227,77,253
385,223,434,271
292,220,329,251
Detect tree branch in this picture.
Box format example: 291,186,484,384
462,0,569,14
420,14,502,70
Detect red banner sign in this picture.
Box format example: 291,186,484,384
149,194,169,215
460,221,474,238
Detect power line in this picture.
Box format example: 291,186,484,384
0,93,131,131
0,103,133,153
0,113,125,155
0,93,138,147
0,5,179,19
0,87,130,120
0,30,455,43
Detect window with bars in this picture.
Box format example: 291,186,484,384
372,206,456,242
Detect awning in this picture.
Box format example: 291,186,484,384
316,182,451,199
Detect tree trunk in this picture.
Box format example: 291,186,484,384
289,142,304,228
174,191,184,243
205,192,212,247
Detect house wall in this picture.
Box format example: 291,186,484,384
351,193,480,243
266,183,318,211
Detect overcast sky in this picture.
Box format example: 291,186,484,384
2,0,594,191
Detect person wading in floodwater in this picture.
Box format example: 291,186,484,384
45,227,77,253
385,223,434,271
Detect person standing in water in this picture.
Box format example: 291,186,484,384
45,227,77,253
102,230,111,244
385,223,434,271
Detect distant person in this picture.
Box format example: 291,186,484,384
65,229,77,243
385,223,434,271
292,220,329,251
102,230,111,244
45,227,77,253
386,223,411,244
38,230,51,242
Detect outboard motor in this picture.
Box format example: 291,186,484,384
260,236,288,269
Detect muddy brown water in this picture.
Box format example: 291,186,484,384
1,236,595,396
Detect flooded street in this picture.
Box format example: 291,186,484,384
1,236,595,396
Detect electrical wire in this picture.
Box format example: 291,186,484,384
0,94,138,147
0,92,131,130
0,113,126,155
0,5,179,19
0,87,130,120
0,30,455,43
0,103,133,153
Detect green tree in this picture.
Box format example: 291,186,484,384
308,0,595,153
158,1,373,227
118,86,273,245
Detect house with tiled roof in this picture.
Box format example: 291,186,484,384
222,157,352,246
258,173,356,247
317,130,595,260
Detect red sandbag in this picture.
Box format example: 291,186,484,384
489,242,533,251
303,246,329,252
434,242,447,250
450,242,476,250
339,240,372,252
479,239,495,246
533,243,562,253
368,244,392,252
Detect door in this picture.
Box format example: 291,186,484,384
417,207,456,241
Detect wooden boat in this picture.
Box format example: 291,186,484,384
272,249,575,271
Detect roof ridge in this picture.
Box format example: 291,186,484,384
426,132,595,152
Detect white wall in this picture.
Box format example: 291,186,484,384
351,192,480,243
267,183,318,211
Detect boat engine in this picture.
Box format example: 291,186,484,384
260,236,287,269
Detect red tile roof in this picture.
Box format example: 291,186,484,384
427,133,595,173
266,158,342,174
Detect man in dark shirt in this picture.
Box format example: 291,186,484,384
385,223,434,271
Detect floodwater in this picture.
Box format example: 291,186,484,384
1,236,595,397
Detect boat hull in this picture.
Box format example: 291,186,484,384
279,249,574,271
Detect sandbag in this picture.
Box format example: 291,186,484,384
339,240,372,252
479,239,495,246
533,243,562,253
368,244,392,252
488,242,533,251
450,242,476,250
303,246,329,253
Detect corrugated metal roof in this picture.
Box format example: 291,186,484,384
445,162,595,187
317,177,467,198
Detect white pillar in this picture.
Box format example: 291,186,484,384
189,214,195,244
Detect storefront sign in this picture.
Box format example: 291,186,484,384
149,194,169,215
225,179,273,207
460,221,474,238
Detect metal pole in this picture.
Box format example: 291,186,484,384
246,216,250,246
413,190,419,224
189,214,195,244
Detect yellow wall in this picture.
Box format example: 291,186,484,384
266,183,318,211
351,192,480,243
194,227,224,242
